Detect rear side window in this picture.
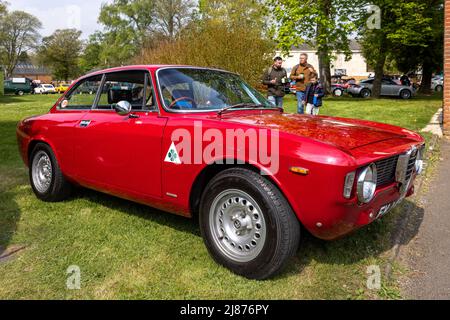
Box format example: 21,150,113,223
96,71,155,111
59,75,102,110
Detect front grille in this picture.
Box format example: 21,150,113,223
375,155,399,187
405,149,418,182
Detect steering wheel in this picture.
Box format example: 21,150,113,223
169,96,196,110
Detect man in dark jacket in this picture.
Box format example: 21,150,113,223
262,57,288,107
302,73,325,115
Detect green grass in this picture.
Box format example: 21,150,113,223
0,93,442,300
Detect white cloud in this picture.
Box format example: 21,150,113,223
8,0,111,39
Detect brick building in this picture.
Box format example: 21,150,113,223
445,1,450,135
10,63,52,83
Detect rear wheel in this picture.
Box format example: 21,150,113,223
360,88,371,98
400,89,412,100
199,168,300,280
16,90,24,96
333,88,344,97
30,143,72,202
435,85,443,92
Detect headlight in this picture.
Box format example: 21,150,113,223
357,163,377,203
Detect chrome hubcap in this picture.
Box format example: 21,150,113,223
32,151,52,193
209,189,266,263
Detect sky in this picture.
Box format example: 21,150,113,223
8,0,112,39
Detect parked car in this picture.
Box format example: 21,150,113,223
431,77,443,92
348,78,416,99
4,78,33,95
17,65,425,280
34,84,57,94
55,84,71,94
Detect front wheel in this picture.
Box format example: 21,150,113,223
199,168,300,280
30,143,72,202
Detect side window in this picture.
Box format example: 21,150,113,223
60,75,102,109
96,71,155,111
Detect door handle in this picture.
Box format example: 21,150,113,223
80,120,91,128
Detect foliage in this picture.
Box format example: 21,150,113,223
98,0,195,67
359,0,436,97
79,32,104,74
0,10,42,78
38,29,83,81
269,0,366,92
136,0,274,87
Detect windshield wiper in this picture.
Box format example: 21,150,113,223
217,103,276,116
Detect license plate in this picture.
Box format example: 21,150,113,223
377,197,405,219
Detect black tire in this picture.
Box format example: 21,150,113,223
199,168,301,280
400,89,411,100
435,85,443,93
29,143,72,202
360,88,371,98
333,88,344,97
16,90,24,96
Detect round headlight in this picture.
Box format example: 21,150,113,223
357,163,378,204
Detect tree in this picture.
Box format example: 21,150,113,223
39,29,83,81
0,10,42,78
390,0,443,94
154,0,195,38
270,0,365,94
137,0,274,86
79,32,104,73
359,0,434,97
97,0,194,66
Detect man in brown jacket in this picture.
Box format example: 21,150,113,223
290,53,316,114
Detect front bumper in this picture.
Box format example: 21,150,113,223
310,180,415,240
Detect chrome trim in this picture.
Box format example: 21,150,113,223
395,145,418,196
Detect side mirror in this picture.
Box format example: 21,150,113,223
113,100,132,116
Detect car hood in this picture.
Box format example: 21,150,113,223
219,113,406,150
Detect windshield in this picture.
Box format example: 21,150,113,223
157,68,273,111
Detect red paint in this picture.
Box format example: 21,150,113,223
16,65,425,240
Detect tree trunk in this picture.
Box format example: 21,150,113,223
419,59,433,95
318,49,332,95
316,0,332,95
372,38,387,98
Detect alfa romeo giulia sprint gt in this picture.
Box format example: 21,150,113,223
16,65,425,279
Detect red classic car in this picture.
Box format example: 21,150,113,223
17,65,425,279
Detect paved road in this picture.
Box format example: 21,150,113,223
402,139,450,299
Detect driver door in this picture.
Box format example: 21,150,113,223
74,70,167,198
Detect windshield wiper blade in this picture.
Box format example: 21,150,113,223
217,103,268,116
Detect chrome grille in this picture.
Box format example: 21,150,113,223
375,155,399,187
405,149,418,182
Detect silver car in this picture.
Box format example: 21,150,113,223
348,79,416,99
431,77,443,92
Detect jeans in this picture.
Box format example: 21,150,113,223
267,96,283,108
306,103,320,115
296,91,306,114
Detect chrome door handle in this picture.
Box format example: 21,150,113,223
80,120,91,128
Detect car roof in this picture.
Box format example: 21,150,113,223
79,65,236,81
